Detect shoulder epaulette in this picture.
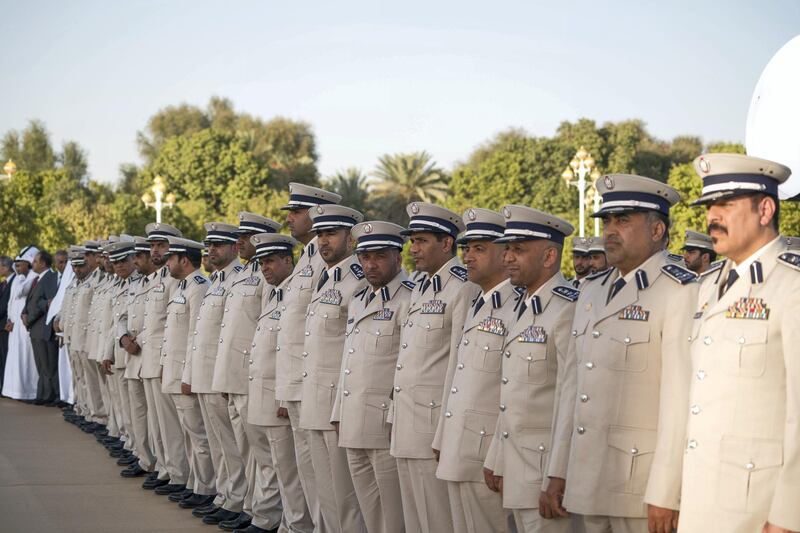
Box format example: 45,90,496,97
449,265,467,282
160,266,168,277
661,263,697,284
585,268,611,281
667,253,685,263
513,285,526,296
778,252,800,271
350,263,365,280
234,265,244,273
194,275,208,285
401,280,416,290
699,260,724,279
552,285,580,302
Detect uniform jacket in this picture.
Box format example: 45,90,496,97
548,250,697,518
299,255,369,431
679,237,800,532
122,273,156,380
390,256,480,459
184,260,242,393
275,238,327,402
436,279,520,484
105,275,139,370
139,266,180,379
332,270,413,449
58,278,78,345
90,274,117,362
162,270,207,394
70,268,104,355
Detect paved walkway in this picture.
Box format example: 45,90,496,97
0,398,209,532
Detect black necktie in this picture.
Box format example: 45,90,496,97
317,269,329,291
608,277,626,303
473,297,485,316
722,270,739,295
422,278,431,294
367,291,376,305
517,301,528,319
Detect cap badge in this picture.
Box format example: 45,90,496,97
210,223,217,230
154,223,160,229
410,203,419,214
316,205,325,214
503,207,511,219
467,208,476,221
603,176,615,190
699,158,711,173
364,223,373,234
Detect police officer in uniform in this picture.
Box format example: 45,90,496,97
391,202,481,533
482,206,576,533
680,230,716,274
678,153,800,533
586,237,608,274
275,183,342,527
60,247,90,425
331,221,412,533
244,232,314,533
546,174,697,533
300,204,368,533
434,208,516,533
571,238,592,287
212,213,283,532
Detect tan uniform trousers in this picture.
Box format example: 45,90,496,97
108,370,133,450
509,509,571,533
574,515,648,533
229,393,282,527
99,369,119,437
346,448,404,533
201,392,247,512
245,421,313,533
286,401,320,526
447,480,512,533
80,355,107,424
396,457,453,533
144,377,187,484
308,429,366,533
172,393,216,495
126,377,156,472
67,346,87,417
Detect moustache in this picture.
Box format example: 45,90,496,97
707,223,728,235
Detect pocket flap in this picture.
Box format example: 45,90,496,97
611,323,650,346
319,306,341,319
464,410,497,436
364,390,390,410
412,385,441,408
518,344,548,362
607,426,657,456
722,321,768,346
314,370,340,389
422,314,445,330
720,435,782,471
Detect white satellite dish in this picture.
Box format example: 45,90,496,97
746,35,800,199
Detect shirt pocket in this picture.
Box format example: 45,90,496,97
232,337,253,369
417,314,446,348
514,343,549,384
716,435,783,513
605,425,657,495
314,370,340,413
461,410,496,463
608,323,650,372
470,331,504,373
412,384,441,434
519,428,552,484
319,305,344,338
719,321,769,378
363,388,391,435
363,322,398,355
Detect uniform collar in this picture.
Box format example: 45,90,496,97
480,278,510,303
729,235,781,281
218,258,242,282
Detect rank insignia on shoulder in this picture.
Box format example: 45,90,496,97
667,252,685,263
661,263,697,284
161,266,168,277
268,309,281,320
234,265,244,273
552,286,580,302
778,252,800,271
194,275,207,284
241,276,260,286
319,288,343,306
171,295,187,305
209,286,226,297
618,305,649,321
726,297,769,320
298,264,314,277
401,280,416,291
421,299,446,314
373,308,394,320
477,316,506,336
153,283,165,293
350,264,365,280
517,325,547,343
450,265,468,282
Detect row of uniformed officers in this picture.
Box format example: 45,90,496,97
54,151,800,533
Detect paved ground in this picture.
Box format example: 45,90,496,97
0,398,210,532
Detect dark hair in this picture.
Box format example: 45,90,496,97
176,251,202,268
273,250,295,265
0,256,11,269
645,211,671,245
38,250,53,267
704,250,718,262
750,194,780,232
434,233,457,255
55,249,68,259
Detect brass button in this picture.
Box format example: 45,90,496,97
576,426,586,435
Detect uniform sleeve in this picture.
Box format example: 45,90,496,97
116,292,130,346
484,417,502,473
547,303,580,480
182,285,205,386
767,284,800,530
644,282,697,509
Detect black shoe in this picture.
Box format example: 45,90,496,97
219,512,252,531
201,508,239,525
192,503,220,517
142,477,168,490
120,465,148,478
146,471,159,481
117,455,138,466
81,422,101,433
179,493,215,509
154,483,186,496
233,525,277,533
100,435,118,444
33,399,46,405
109,449,127,459
168,489,193,502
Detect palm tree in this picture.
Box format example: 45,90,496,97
372,151,449,205
326,168,369,215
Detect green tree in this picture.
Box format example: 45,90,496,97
372,151,448,225
326,168,370,216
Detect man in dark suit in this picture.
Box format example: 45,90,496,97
0,256,14,394
22,250,60,405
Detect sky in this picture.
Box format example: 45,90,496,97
2,0,799,184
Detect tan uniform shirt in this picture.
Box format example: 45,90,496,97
70,268,104,355
184,260,242,392
332,271,414,449
548,251,696,517
162,270,208,394
212,261,268,395
679,237,800,532
436,279,520,484
139,266,180,379
123,273,156,380
275,238,327,402
390,257,480,459
482,274,577,508
105,275,139,370
92,275,118,363
58,278,79,345
299,255,369,431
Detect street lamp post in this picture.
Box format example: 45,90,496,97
561,146,599,237
2,159,17,180
141,175,176,223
